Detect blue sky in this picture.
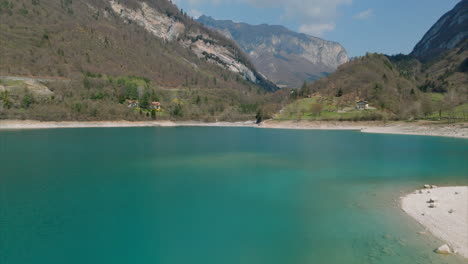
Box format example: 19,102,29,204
173,0,460,57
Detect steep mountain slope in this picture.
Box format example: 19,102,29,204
283,1,468,121
197,15,349,88
0,0,276,91
411,0,468,61
0,0,283,121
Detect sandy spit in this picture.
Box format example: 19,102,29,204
401,186,468,258
0,120,467,139
260,120,468,139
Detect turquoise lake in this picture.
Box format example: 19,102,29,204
1,127,467,264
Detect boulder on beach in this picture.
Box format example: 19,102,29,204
435,244,452,255
402,186,468,258
424,184,431,189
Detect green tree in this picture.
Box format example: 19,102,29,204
83,77,91,89
172,103,183,117
125,83,138,99
255,109,264,124
21,93,34,108
140,93,150,109
336,88,343,97
0,91,12,109
72,102,82,113
150,91,160,102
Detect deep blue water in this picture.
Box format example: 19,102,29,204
1,127,467,264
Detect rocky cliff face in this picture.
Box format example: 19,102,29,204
0,0,277,91
108,0,276,90
411,0,468,61
197,15,349,88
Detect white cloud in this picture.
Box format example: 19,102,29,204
245,0,352,36
299,23,335,36
174,0,353,36
189,9,203,18
353,9,373,20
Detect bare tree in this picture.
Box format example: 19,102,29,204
310,103,323,117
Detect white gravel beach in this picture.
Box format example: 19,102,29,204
0,120,256,129
0,120,467,139
401,186,468,258
260,120,468,139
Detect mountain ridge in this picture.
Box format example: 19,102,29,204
0,0,284,121
411,0,468,61
285,1,467,121
0,0,277,91
197,15,349,88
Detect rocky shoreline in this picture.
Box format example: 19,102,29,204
401,186,468,258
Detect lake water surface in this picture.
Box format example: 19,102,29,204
1,127,467,264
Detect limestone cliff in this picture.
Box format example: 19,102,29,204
108,1,276,90
198,15,349,88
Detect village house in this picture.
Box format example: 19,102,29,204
356,100,369,110
150,102,161,110
127,100,139,108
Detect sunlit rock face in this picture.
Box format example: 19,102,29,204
198,15,349,88
108,1,259,85
411,0,468,61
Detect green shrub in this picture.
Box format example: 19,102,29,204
21,94,34,108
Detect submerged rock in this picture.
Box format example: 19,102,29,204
435,244,452,255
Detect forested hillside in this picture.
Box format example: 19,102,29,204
285,45,467,121
278,1,467,122
0,0,281,121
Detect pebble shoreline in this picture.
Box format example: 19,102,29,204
401,186,468,258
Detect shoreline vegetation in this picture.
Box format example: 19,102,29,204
401,186,468,259
0,119,466,139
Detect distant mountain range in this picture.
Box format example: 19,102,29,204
197,15,349,88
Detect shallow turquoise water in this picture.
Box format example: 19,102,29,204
1,127,467,264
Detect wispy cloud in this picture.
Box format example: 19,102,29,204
174,0,353,36
189,9,203,19
353,9,373,20
299,23,335,36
